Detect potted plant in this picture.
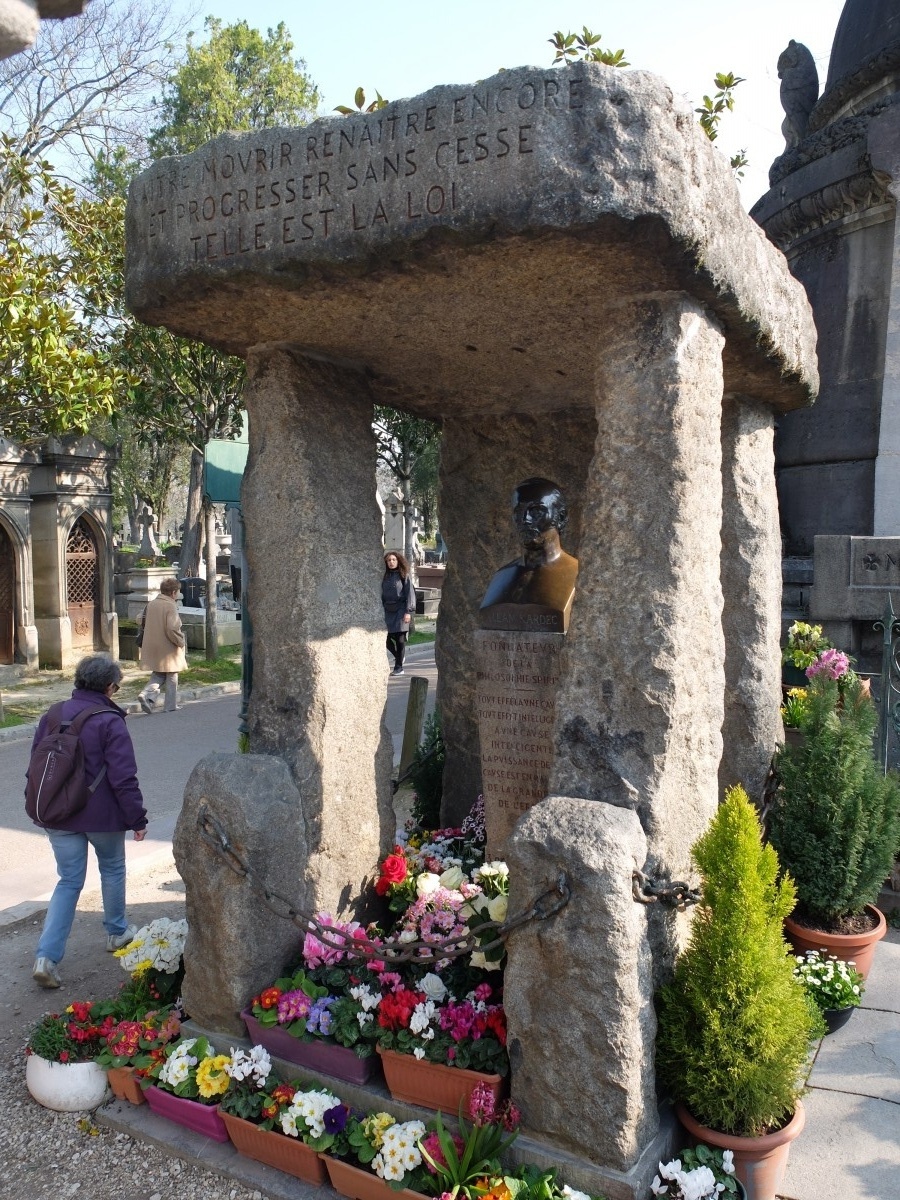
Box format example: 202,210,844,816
769,669,900,978
781,621,829,689
218,1046,336,1184
656,785,813,1200
792,950,864,1035
418,1082,520,1198
323,1110,433,1200
25,1001,117,1111
96,1010,181,1104
142,1035,231,1140
111,916,187,1014
651,1146,746,1200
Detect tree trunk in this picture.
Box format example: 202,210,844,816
400,451,418,589
203,495,218,661
127,494,140,544
180,447,205,576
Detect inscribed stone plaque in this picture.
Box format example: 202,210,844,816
850,538,900,588
474,628,564,854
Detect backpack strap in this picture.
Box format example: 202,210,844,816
55,704,120,793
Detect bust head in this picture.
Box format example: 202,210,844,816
511,477,568,561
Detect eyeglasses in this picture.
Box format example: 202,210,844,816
110,682,120,693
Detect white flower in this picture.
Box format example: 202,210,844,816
650,1177,668,1196
439,866,465,890
349,984,380,1012
680,1166,718,1200
659,1160,682,1181
410,1000,437,1035
413,1047,426,1060
561,1187,591,1200
721,1151,734,1176
419,973,448,1003
415,872,441,898
226,1045,272,1085
486,894,508,922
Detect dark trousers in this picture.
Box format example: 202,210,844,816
386,631,407,669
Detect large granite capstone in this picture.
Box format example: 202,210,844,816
127,63,817,416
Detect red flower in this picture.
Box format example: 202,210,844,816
377,852,408,889
258,987,282,1009
377,987,423,1030
59,1050,70,1062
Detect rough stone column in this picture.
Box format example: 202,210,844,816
504,796,656,1172
720,398,782,803
551,296,725,908
436,410,596,826
241,348,395,915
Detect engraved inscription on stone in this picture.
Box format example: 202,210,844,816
474,628,564,854
851,538,900,587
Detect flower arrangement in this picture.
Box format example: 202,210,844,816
375,975,508,1075
793,951,864,1013
780,687,808,730
95,1009,181,1072
146,1034,234,1103
27,1000,117,1064
651,1146,740,1199
248,961,382,1059
345,1112,430,1187
420,1082,520,1198
782,622,829,671
112,917,187,1017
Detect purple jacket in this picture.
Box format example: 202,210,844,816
29,689,148,833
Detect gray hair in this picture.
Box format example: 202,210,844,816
74,655,123,693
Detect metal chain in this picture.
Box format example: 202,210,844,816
196,804,570,965
632,869,701,910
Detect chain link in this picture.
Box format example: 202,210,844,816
196,804,570,965
632,869,701,910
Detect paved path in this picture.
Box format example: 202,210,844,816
0,642,436,923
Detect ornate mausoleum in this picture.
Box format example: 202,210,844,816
0,434,118,669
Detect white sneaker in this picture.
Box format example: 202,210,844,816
106,924,138,952
33,957,61,988
139,695,154,714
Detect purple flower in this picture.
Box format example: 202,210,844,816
306,996,335,1035
323,1103,349,1133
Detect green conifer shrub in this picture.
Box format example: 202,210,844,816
656,785,812,1137
769,674,900,926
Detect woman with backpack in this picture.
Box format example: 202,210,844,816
29,655,147,989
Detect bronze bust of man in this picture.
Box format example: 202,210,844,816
479,477,578,633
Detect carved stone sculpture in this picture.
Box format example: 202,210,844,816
778,39,819,150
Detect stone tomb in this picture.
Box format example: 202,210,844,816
126,63,818,1197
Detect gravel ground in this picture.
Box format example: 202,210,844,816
0,857,269,1200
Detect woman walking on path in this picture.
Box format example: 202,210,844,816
382,551,416,676
139,576,187,713
30,655,148,989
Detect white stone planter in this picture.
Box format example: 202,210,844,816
25,1054,109,1111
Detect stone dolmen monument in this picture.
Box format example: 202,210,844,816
125,63,818,1199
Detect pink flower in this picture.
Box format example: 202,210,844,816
421,1130,464,1173
303,913,363,969
468,1082,497,1125
806,648,850,680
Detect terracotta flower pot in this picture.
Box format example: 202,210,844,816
377,1046,505,1112
144,1085,229,1141
106,1065,146,1105
25,1055,109,1112
219,1110,327,1183
784,904,886,980
677,1101,805,1200
322,1155,429,1200
242,1010,378,1085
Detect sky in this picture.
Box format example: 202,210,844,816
182,0,849,209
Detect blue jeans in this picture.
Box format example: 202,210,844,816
37,830,128,964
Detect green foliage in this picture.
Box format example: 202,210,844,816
421,1107,520,1199
782,621,830,670
335,87,389,115
656,785,812,1137
769,675,900,924
408,710,445,829
793,950,864,1013
148,18,319,158
548,27,629,68
0,143,128,442
695,72,748,175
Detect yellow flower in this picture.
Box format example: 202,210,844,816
131,959,154,977
114,937,144,959
195,1054,231,1098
